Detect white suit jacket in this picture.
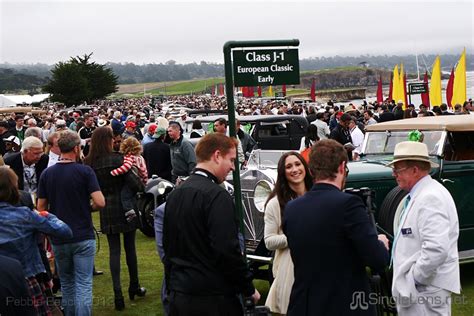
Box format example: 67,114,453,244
392,175,461,304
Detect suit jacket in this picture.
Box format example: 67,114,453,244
392,176,460,306
4,152,49,191
283,183,389,316
378,111,396,122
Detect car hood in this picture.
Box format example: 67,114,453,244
347,158,394,182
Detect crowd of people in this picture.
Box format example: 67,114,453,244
0,93,470,315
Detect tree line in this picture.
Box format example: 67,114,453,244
1,53,472,94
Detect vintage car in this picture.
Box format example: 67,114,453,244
351,114,474,263
234,115,474,283
184,114,308,150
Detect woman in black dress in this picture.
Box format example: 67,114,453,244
85,127,146,311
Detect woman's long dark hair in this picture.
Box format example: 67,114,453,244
305,124,319,148
265,151,313,218
84,127,114,167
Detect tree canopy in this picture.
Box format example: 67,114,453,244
43,53,118,106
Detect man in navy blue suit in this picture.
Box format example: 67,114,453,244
283,139,390,316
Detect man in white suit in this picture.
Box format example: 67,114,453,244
388,141,460,315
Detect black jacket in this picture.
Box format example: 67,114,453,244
329,124,353,160
378,111,396,122
0,255,36,316
163,169,254,297
143,139,172,181
4,152,49,191
283,184,389,316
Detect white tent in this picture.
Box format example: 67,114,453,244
0,94,50,108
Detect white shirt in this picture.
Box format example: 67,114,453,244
21,154,37,194
350,126,365,154
47,151,60,168
311,119,330,140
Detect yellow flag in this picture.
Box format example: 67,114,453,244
392,65,401,103
451,49,467,106
399,63,406,108
267,85,273,97
429,56,442,107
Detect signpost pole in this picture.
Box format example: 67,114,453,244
223,39,299,247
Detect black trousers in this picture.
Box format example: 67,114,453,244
169,291,243,316
106,230,139,294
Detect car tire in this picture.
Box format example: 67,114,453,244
138,195,157,237
378,186,409,237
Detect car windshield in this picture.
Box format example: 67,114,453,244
364,131,444,155
246,150,285,169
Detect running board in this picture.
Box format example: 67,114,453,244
459,250,474,263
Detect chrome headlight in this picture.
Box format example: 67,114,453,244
253,180,274,213
157,181,174,195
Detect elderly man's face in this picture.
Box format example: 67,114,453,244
23,147,44,165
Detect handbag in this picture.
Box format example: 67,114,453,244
125,165,145,193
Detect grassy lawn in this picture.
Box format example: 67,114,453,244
90,213,474,315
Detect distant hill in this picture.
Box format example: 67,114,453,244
1,53,472,93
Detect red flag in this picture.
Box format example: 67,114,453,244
257,86,262,97
388,77,393,101
249,86,254,97
421,71,430,108
219,84,224,96
282,84,287,96
446,67,455,108
403,74,408,109
310,79,316,102
242,87,248,97
376,75,383,103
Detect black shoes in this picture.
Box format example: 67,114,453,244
128,287,146,300
114,290,125,311
93,269,104,276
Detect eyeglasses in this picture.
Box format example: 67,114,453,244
391,167,410,175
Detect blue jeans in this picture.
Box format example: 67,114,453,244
121,184,136,211
53,239,96,316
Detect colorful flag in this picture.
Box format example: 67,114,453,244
451,48,467,106
249,86,255,97
399,64,407,108
376,75,383,103
267,86,273,97
388,77,393,101
282,84,287,97
403,73,408,109
219,84,224,96
429,56,442,106
310,78,316,102
446,67,455,108
421,71,430,108
242,87,248,97
257,86,262,97
392,65,401,104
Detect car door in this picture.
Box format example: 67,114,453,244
438,131,474,254
253,121,291,150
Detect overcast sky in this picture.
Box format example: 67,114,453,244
1,0,472,65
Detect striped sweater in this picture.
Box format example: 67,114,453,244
110,154,148,184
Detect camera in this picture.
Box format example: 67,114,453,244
243,297,271,316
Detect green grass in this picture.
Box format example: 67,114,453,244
146,78,225,96
90,212,474,315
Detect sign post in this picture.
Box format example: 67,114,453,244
407,82,428,105
223,39,300,248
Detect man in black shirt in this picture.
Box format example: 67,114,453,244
163,133,260,315
329,113,354,161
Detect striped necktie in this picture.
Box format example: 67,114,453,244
389,195,411,269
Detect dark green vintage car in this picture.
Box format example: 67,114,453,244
346,114,474,263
